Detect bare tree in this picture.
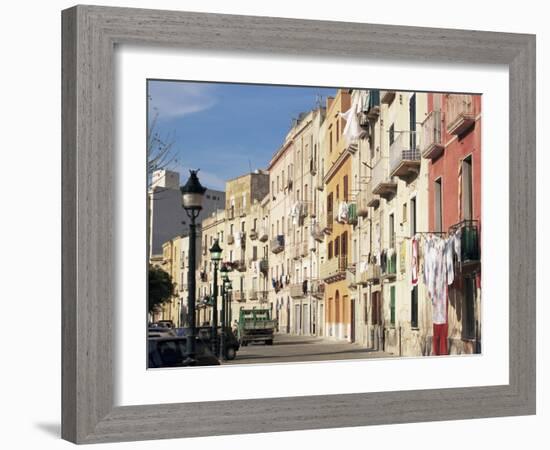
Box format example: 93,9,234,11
147,102,179,191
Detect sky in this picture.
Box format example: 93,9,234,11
147,80,336,191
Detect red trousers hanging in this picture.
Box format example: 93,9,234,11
433,323,448,356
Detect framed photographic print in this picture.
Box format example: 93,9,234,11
62,5,536,444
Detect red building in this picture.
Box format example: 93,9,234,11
422,93,482,355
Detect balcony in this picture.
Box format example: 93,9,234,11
381,90,396,104
366,90,381,120
347,267,357,289
366,189,380,208
259,258,269,274
235,260,247,272
249,229,258,240
389,132,421,180
320,256,348,283
371,158,397,200
381,251,397,281
258,290,269,303
422,110,444,160
446,94,475,135
357,191,370,217
271,235,285,254
449,220,480,272
233,291,246,302
357,264,380,285
292,244,300,260
259,228,268,242
312,223,325,242
301,241,309,257
316,169,325,192
290,282,307,298
309,157,317,175
310,279,325,298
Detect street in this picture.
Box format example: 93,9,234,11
223,333,390,365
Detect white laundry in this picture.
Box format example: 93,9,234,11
337,201,349,223
339,96,364,144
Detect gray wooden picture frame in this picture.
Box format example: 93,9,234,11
61,4,536,444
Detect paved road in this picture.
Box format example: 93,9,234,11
223,333,390,365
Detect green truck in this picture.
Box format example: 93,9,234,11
236,308,277,346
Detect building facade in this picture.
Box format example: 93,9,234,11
320,90,354,341
422,93,482,354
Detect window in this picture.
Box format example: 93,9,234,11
252,246,258,261
328,241,333,259
327,193,333,228
341,231,347,257
343,175,348,200
389,213,395,249
411,285,418,328
402,203,408,224
241,221,245,232
462,156,473,220
230,224,234,235
253,218,257,231
372,291,381,325
330,131,333,153
463,276,477,340
277,175,280,192
336,119,339,142
389,123,395,146
390,285,396,326
334,236,340,257
409,93,416,148
410,197,417,237
435,178,443,232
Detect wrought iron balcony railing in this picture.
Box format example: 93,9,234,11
389,131,421,180
422,110,444,160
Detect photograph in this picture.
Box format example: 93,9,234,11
146,81,482,368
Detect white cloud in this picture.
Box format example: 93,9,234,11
148,81,217,119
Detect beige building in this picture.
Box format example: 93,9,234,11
267,107,326,336
348,89,430,355
195,172,270,326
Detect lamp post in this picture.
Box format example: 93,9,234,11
180,169,206,365
209,239,223,355
219,265,229,359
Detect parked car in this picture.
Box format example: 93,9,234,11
176,326,240,360
156,320,174,328
148,327,176,338
148,336,220,368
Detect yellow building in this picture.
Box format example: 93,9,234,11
320,90,354,341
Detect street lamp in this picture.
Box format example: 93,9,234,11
180,169,206,366
209,239,223,355
219,264,229,359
